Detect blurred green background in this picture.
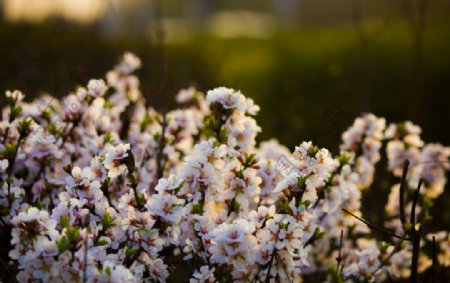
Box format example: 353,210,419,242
1,1,450,149
0,0,449,243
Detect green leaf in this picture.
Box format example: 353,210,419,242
0,207,10,216
230,198,240,212
57,236,70,253
313,227,325,240
136,194,145,207
96,239,109,246
297,176,307,190
338,152,351,166
66,227,80,243
219,127,228,142
140,116,152,132
60,215,70,228
301,200,311,208
10,106,23,121
103,132,113,144
192,202,204,214
125,247,140,261
307,145,319,157
102,211,116,229
174,180,186,193
104,266,112,276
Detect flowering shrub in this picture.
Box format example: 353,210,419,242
0,53,449,282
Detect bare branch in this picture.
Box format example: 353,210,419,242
156,113,167,180
410,227,421,283
342,208,410,241
265,250,276,283
275,252,292,283
336,229,344,277
399,159,410,226
432,236,436,283
410,179,423,226
371,244,400,277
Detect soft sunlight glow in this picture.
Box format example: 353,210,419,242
3,0,108,23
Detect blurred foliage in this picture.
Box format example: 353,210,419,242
0,19,449,235
1,21,450,148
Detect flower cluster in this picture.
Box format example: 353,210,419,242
0,53,449,283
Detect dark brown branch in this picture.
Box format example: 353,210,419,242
410,227,421,283
410,179,423,226
275,252,292,283
156,114,167,180
265,250,276,283
399,159,410,226
130,175,143,211
303,233,318,248
412,160,450,166
371,244,400,277
342,208,410,241
336,229,344,276
432,236,436,283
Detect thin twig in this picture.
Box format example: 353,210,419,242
342,208,410,241
303,233,317,248
251,266,262,283
410,227,421,283
156,114,167,180
432,236,436,283
265,250,276,283
131,175,143,211
371,245,400,277
410,179,423,226
275,252,292,283
336,229,344,277
411,159,450,166
59,119,81,149
101,180,112,207
399,159,410,226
